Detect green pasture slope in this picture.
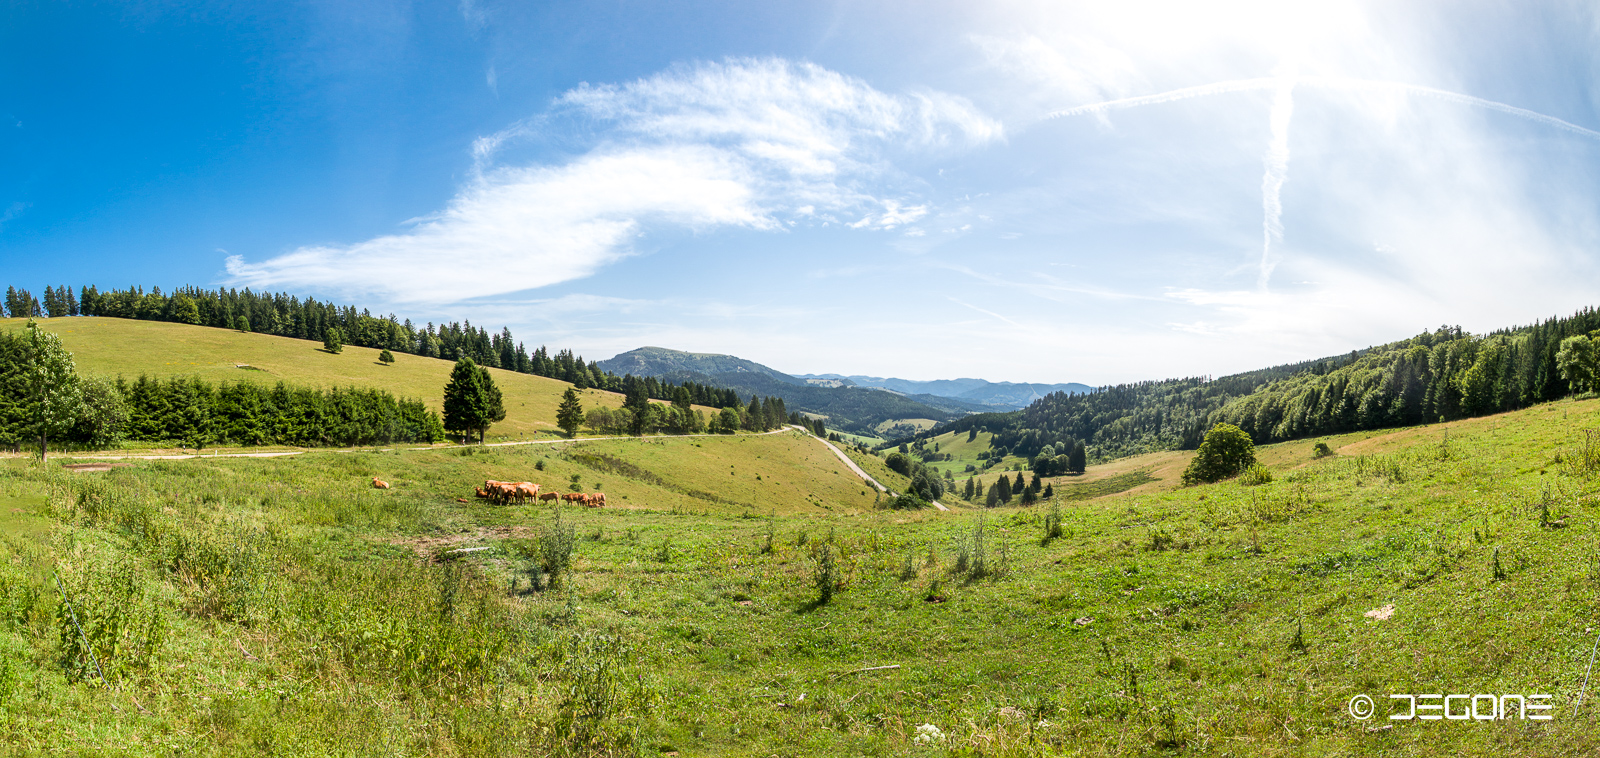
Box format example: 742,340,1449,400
4,385,1600,754
0,316,716,442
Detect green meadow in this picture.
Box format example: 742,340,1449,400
3,387,1600,754
0,317,716,443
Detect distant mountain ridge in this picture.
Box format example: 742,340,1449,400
595,347,959,434
795,374,1092,410
597,346,802,385
595,347,1093,432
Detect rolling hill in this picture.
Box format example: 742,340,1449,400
795,373,1094,410
596,346,958,434
1,316,693,442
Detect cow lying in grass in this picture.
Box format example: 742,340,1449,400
372,477,390,489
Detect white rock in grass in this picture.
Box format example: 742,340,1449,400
1364,604,1395,621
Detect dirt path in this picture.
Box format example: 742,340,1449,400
53,426,920,510
803,429,949,511
51,428,795,462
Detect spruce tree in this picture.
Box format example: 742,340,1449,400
442,357,488,443
477,366,505,442
323,327,343,354
621,377,650,435
556,387,584,437
1069,440,1087,473
996,475,1012,504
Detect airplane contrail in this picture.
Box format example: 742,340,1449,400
1046,74,1600,291
1045,75,1600,141
1260,71,1295,291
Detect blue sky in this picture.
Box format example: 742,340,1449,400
4,1,1599,383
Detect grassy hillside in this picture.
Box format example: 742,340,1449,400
1,317,715,442
5,372,1600,753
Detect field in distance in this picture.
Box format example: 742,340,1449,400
1,316,716,442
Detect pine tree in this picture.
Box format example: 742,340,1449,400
996,475,1012,504
964,477,976,500
442,357,488,443
323,327,343,354
477,366,505,442
623,376,650,436
1013,471,1025,494
65,287,79,316
379,350,395,366
556,387,584,438
1069,440,1087,473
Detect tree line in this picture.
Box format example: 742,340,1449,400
550,376,801,439
913,304,1600,463
3,283,744,409
0,321,442,454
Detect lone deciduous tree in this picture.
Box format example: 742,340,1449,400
1557,334,1600,394
1181,423,1257,485
10,322,83,462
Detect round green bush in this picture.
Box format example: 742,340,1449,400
1181,423,1257,485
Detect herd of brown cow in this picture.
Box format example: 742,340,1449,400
472,480,606,508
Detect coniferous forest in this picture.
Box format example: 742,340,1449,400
912,306,1600,463
2,283,743,409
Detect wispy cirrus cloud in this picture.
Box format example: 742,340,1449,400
226,58,1001,304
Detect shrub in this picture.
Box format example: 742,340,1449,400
538,507,577,588
887,492,929,510
1042,499,1064,543
1239,463,1273,486
885,452,912,476
814,544,839,603
1181,423,1257,485
1312,442,1333,458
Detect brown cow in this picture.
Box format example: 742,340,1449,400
538,492,559,504
483,480,518,505
589,492,606,508
514,482,540,505
562,492,584,504
372,477,390,489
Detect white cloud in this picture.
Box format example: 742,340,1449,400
226,58,1001,304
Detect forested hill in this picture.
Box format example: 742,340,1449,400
794,374,1094,410
916,305,1600,465
596,347,803,385
594,347,956,434
0,284,744,410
